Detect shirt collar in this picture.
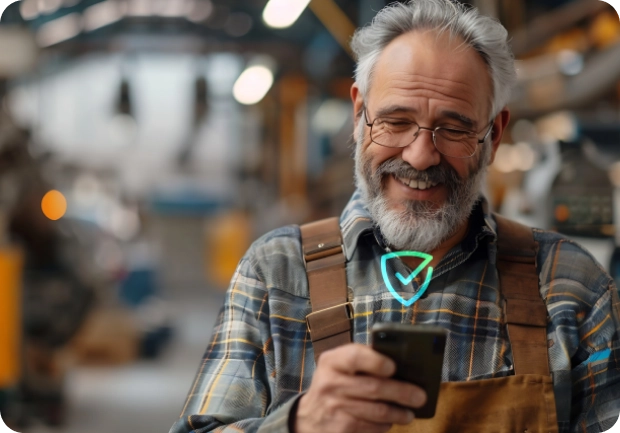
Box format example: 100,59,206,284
339,189,374,260
339,189,497,261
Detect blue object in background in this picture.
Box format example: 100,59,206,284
119,268,157,307
118,265,173,359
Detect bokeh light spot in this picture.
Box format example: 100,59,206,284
41,190,67,221
554,204,570,223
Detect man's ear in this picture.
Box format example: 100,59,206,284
350,83,364,131
487,108,510,165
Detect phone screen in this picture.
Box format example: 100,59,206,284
371,323,447,418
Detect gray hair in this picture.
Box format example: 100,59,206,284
350,0,516,120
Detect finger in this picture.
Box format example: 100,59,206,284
335,374,427,409
295,394,393,433
319,344,396,378
338,398,415,426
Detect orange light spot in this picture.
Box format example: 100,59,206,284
555,204,570,223
41,190,67,221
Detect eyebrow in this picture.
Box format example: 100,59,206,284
372,105,477,130
439,110,476,130
373,105,416,118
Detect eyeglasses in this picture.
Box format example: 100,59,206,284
364,107,493,159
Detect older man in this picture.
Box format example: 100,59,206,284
170,1,620,432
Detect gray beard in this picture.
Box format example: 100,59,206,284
354,122,491,253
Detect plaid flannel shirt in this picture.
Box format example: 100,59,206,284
170,190,620,433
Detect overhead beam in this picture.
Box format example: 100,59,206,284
511,0,610,57
309,0,356,58
510,42,620,118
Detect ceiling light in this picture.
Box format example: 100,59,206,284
127,0,152,17
263,0,310,29
233,65,274,105
37,0,63,15
186,0,213,22
36,12,81,47
83,1,123,32
157,0,194,18
20,0,39,20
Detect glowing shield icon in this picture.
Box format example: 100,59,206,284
380,251,434,307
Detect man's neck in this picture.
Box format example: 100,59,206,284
401,220,470,270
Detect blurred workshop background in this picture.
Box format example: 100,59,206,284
0,0,618,431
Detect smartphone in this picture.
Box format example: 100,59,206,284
371,322,446,418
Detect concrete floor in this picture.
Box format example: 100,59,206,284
22,289,225,433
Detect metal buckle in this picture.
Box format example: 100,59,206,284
306,302,353,334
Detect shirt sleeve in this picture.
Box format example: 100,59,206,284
168,249,298,433
570,279,620,432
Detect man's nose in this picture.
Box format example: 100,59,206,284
400,128,441,171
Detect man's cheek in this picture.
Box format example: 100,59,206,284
446,161,471,182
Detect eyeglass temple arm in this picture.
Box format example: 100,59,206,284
478,122,494,144
362,107,373,127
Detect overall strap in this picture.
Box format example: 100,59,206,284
300,217,352,363
494,213,550,376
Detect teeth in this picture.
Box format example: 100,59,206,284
397,176,438,190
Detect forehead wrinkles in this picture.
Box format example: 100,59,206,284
369,31,492,116
372,71,481,113
391,73,477,103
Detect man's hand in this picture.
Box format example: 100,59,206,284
294,344,427,433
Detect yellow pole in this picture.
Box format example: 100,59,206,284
279,75,309,201
309,0,356,58
0,246,23,389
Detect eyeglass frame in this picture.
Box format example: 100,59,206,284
363,106,494,159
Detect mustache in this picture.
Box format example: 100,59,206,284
372,158,461,187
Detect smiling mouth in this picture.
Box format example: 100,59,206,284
395,175,439,191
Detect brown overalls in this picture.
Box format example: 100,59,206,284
301,215,559,433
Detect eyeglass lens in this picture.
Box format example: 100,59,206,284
371,119,478,158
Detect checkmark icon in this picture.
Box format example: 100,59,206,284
381,251,434,307
395,271,417,285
